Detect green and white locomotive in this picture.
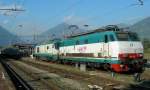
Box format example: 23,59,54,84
33,25,146,72
33,40,59,61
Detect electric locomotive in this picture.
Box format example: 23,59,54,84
33,40,59,61
34,25,146,72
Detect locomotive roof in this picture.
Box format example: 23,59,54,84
66,28,130,38
36,39,60,46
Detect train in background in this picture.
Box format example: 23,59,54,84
0,47,23,59
33,25,147,73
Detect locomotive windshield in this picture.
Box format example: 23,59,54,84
128,33,140,41
116,32,139,41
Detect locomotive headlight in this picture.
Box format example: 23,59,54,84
139,54,143,58
136,53,143,58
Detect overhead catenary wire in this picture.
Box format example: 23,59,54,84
54,0,83,18
47,0,84,26
39,0,148,40
73,0,147,27
39,0,85,39
0,0,26,45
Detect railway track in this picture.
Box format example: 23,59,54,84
20,58,126,89
2,57,149,90
0,58,56,90
0,59,33,90
8,61,89,90
22,58,150,90
8,62,66,90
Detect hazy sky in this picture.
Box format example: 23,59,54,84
0,0,150,36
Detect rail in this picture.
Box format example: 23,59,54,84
0,59,34,90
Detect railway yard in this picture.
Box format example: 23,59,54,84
0,25,150,90
0,57,149,90
0,0,150,90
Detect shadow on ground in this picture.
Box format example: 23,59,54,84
145,62,150,68
125,80,150,90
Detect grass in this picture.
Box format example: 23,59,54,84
144,46,150,60
144,47,150,59
144,52,150,60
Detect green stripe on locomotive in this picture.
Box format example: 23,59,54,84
60,56,120,64
33,53,58,61
59,31,117,47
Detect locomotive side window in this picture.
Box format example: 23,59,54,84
76,40,79,45
104,35,108,43
52,45,55,48
47,46,49,50
109,35,115,41
84,39,88,44
54,43,59,49
37,47,39,53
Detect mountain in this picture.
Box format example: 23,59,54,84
40,17,150,43
40,23,85,41
129,17,150,39
0,26,17,46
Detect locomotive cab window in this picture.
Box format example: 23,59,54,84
116,32,139,41
128,33,139,41
116,33,129,41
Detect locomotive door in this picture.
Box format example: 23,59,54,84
103,35,109,57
